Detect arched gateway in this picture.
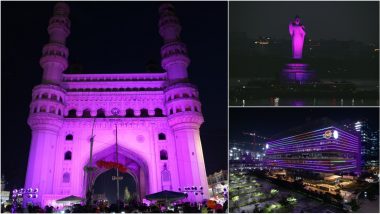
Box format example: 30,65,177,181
24,2,209,206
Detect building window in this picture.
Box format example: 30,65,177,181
96,109,106,118
82,109,92,118
160,150,168,160
68,109,77,118
125,109,134,117
66,134,73,141
158,133,166,140
140,109,149,117
64,151,72,160
40,106,47,113
42,93,49,99
51,94,57,101
154,108,164,117
63,172,70,183
185,106,191,111
162,169,171,182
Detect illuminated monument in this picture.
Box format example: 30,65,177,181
282,15,315,83
24,2,209,206
289,15,306,60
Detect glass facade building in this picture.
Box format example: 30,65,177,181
265,126,360,174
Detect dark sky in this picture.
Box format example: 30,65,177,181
230,107,379,141
1,1,227,190
230,1,379,43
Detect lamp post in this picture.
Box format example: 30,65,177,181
111,109,123,211
85,118,96,207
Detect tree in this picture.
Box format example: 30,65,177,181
349,199,360,211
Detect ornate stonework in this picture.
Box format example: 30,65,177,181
24,2,209,206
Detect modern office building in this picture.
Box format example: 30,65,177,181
343,120,379,168
265,125,360,175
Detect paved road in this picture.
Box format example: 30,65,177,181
233,176,342,213
355,197,379,213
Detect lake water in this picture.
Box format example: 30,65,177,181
231,97,379,106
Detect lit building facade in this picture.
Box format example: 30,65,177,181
343,120,379,168
207,170,228,201
1,175,10,205
24,2,209,206
265,126,360,174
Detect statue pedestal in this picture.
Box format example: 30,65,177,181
281,62,315,84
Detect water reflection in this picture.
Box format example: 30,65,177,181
233,97,379,106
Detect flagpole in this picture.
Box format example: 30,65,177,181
86,117,96,207
115,124,120,210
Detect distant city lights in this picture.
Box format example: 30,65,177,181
355,121,362,132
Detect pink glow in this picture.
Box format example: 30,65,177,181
24,2,209,207
289,16,306,59
281,63,315,83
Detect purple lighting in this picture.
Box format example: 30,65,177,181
281,62,315,84
282,16,315,84
24,2,209,207
265,126,360,173
289,15,306,60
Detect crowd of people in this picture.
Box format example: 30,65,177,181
1,199,228,213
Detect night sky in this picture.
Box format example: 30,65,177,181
230,107,379,142
230,1,379,43
1,1,227,190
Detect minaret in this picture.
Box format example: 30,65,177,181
159,3,190,84
160,3,209,201
40,2,70,84
25,2,70,205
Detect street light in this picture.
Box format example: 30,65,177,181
178,186,205,196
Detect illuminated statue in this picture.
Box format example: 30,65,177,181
289,15,306,59
124,186,131,202
282,15,315,83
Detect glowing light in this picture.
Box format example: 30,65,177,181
354,121,362,132
265,126,360,173
265,144,269,149
333,130,339,139
323,130,333,139
289,16,306,59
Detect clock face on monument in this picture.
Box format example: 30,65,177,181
111,108,120,116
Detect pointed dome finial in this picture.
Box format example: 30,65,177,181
54,2,70,16
159,2,175,15
158,3,190,84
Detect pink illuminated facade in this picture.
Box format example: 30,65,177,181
25,2,209,206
